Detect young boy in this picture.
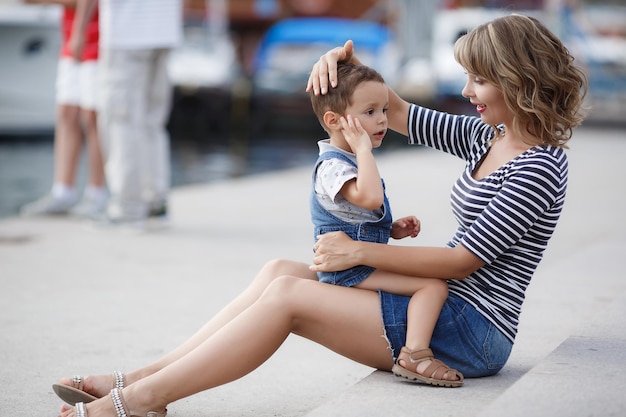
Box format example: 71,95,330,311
308,63,463,387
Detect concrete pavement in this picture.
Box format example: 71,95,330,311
1,125,624,416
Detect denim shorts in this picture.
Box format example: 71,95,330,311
380,291,513,378
318,264,376,287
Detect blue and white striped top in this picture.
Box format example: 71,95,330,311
407,104,568,343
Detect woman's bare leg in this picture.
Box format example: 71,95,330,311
60,276,392,417
57,259,316,397
138,260,317,375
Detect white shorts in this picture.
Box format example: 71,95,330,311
55,57,99,110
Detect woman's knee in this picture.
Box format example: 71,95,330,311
260,275,309,308
249,259,302,294
256,259,313,284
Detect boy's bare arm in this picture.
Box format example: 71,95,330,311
339,116,384,210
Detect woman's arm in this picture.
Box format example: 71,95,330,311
311,231,484,280
306,40,411,136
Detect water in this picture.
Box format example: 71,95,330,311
0,130,322,219
0,128,406,219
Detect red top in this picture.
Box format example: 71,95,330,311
60,6,99,61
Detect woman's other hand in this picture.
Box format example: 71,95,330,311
311,231,361,272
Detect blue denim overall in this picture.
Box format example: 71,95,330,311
311,151,393,287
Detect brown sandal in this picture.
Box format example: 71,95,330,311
391,347,464,388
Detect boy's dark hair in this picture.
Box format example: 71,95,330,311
309,63,385,129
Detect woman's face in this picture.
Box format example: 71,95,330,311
461,73,511,126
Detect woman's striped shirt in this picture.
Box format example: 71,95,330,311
407,104,568,343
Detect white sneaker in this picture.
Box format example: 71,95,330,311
70,195,109,220
88,215,146,234
20,193,78,216
147,203,170,230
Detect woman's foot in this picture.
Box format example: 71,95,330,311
391,347,464,388
54,372,126,404
59,387,167,417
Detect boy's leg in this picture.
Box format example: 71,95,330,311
355,271,451,373
354,269,445,297
404,281,448,350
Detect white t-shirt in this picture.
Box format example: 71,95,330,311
99,0,182,49
315,140,383,224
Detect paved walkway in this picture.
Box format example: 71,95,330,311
1,125,624,416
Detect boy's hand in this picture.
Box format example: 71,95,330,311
391,216,421,239
340,115,371,154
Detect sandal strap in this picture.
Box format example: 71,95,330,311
72,375,84,390
110,387,167,417
422,358,461,381
111,388,129,417
71,371,124,392
76,402,88,417
403,347,434,364
113,371,125,390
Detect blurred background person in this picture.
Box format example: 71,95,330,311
20,0,107,218
71,0,182,228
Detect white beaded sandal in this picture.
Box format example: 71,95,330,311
73,388,167,417
53,371,125,405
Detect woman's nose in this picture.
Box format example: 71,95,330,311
461,82,471,98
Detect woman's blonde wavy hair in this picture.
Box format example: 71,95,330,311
454,14,588,147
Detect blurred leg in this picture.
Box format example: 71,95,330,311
142,49,172,213
99,49,148,220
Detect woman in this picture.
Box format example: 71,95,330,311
56,14,587,417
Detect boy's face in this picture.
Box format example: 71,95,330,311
344,81,389,148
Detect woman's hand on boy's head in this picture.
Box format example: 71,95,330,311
340,115,371,154
306,40,356,96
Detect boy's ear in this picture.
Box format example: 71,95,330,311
323,111,342,130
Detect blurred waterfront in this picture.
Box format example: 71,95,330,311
1,0,625,218
0,130,315,219
0,126,410,219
